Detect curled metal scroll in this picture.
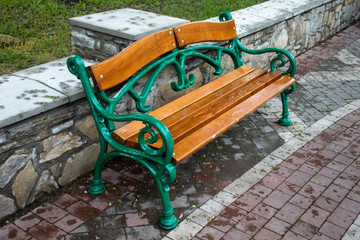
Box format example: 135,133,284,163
219,11,233,22
138,122,166,157
271,53,287,72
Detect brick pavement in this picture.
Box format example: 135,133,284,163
189,110,360,240
1,23,360,240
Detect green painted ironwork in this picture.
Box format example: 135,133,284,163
66,11,296,229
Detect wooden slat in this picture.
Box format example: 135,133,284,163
174,20,237,47
162,71,282,144
124,70,277,147
159,70,267,131
173,75,295,164
88,28,177,91
112,64,255,143
123,70,282,149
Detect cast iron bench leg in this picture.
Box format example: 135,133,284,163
88,137,107,194
278,83,296,126
156,174,178,229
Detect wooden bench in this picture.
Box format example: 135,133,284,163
67,11,296,229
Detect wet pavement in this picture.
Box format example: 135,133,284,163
1,22,360,240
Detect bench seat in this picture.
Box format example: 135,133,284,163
112,64,295,165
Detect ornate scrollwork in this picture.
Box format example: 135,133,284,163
270,52,296,77
66,55,90,80
66,56,82,79
170,49,229,91
235,38,296,77
219,11,233,22
271,53,286,72
170,60,195,91
138,122,166,157
129,88,151,113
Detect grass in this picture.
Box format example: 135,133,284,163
0,0,267,75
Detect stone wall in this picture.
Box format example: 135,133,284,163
71,25,134,62
71,0,360,66
0,0,359,221
69,8,189,61
0,98,100,219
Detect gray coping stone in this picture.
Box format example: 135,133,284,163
260,0,332,16
68,8,189,41
208,0,332,38
13,58,97,102
0,58,96,128
0,75,67,128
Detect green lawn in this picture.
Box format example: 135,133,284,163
0,0,267,74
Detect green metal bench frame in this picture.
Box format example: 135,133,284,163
67,11,296,229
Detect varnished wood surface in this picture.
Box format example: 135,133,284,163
112,66,295,165
88,29,177,91
174,20,237,47
162,71,281,144
88,20,237,92
112,64,255,143
123,70,283,152
173,75,295,164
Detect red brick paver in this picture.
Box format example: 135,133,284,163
191,111,360,239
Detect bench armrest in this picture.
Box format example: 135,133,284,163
235,38,297,78
107,113,174,158
67,55,174,165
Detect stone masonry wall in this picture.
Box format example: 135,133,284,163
0,98,100,220
0,0,359,221
71,25,134,61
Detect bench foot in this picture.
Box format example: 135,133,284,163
278,117,292,126
88,179,106,195
159,212,178,230
155,173,178,229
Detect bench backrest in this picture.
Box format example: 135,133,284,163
88,29,177,91
88,18,237,91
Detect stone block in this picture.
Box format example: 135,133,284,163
0,195,16,219
102,41,118,56
12,161,38,208
58,143,99,186
310,15,319,32
342,5,354,24
75,115,98,140
95,40,101,51
0,148,35,188
51,120,74,134
85,29,99,38
328,11,334,25
40,132,83,163
34,170,59,196
71,30,95,49
271,28,289,49
335,4,343,12
0,131,7,145
113,37,132,46
50,163,62,178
